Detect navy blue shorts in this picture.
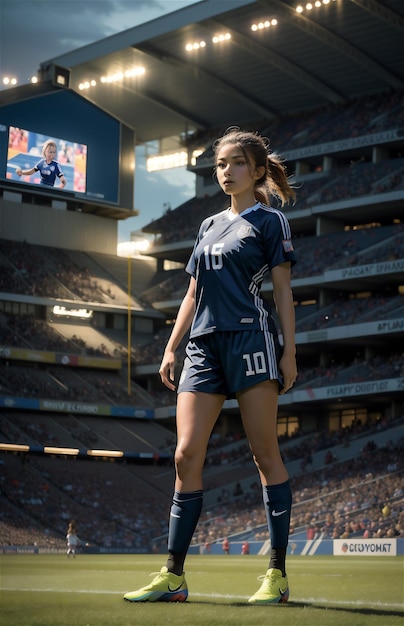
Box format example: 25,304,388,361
177,330,284,397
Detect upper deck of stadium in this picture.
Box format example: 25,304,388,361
3,0,404,144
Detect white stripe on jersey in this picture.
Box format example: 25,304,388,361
249,263,270,330
253,292,268,329
261,204,293,240
249,264,269,294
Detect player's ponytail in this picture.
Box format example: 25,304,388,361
264,153,296,207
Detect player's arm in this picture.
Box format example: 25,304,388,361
56,163,66,187
159,276,196,390
15,166,36,176
271,262,297,394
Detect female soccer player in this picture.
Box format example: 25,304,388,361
124,127,297,604
66,520,79,557
16,139,66,187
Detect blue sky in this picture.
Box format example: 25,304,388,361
0,0,203,242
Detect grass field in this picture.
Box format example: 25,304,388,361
1,553,403,626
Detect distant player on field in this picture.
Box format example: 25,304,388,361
124,127,297,605
66,520,80,557
15,139,66,188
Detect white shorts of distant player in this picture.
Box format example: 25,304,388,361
66,532,79,557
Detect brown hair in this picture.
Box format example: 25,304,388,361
213,127,296,206
68,520,77,533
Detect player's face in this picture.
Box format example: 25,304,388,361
216,143,260,201
44,145,57,162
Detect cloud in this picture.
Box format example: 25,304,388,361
0,0,198,81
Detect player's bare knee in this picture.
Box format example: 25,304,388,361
252,451,274,476
174,447,202,478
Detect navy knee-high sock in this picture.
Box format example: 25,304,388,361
166,490,203,575
262,480,292,576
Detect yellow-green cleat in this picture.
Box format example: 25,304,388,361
248,567,289,604
123,566,188,602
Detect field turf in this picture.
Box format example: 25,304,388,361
1,553,403,626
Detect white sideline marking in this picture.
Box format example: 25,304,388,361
1,587,402,609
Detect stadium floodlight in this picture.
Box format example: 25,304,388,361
146,151,188,171
185,40,206,52
0,443,30,452
44,446,80,456
251,19,278,31
87,449,124,458
100,66,145,85
212,33,231,44
117,240,151,257
2,76,18,87
296,0,335,12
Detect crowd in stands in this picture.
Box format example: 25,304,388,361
146,193,227,246
137,223,404,304
266,88,404,151
206,414,400,472
0,313,114,358
139,291,403,349
1,224,402,354
1,347,402,411
191,433,403,547
1,226,402,369
295,294,403,332
0,239,140,307
0,454,169,550
1,415,402,550
161,351,403,406
292,352,404,390
292,224,403,278
0,362,150,408
314,158,404,206
189,90,404,168
141,270,186,307
142,91,404,248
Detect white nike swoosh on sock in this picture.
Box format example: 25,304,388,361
170,513,181,518
272,509,287,516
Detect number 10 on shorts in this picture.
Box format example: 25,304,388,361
243,351,267,376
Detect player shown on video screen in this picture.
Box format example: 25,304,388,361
16,139,67,188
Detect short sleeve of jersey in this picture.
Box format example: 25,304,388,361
55,162,64,177
261,208,296,270
34,159,44,172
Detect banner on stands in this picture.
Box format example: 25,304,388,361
333,538,397,556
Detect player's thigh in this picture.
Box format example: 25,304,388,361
176,391,225,459
237,380,281,457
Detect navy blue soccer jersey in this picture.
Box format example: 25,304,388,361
35,158,64,186
186,202,296,339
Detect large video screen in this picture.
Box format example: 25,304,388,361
6,126,87,193
0,88,135,209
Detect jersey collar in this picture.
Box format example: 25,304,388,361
227,201,261,221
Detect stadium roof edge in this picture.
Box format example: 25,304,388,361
40,0,256,70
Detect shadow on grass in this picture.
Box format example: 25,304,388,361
189,599,403,618
292,602,402,618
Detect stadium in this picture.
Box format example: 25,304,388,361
0,0,403,623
